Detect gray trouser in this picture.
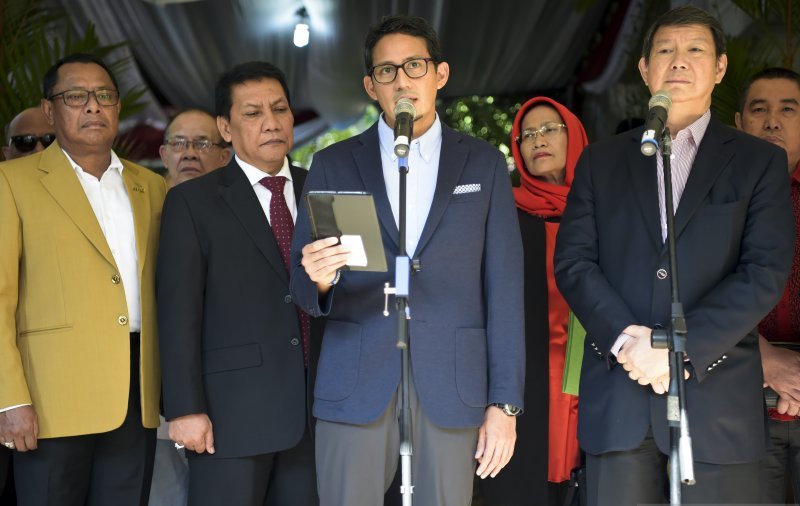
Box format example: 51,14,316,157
315,372,479,506
148,438,189,506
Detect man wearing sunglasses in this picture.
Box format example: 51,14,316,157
0,53,167,505
2,107,55,161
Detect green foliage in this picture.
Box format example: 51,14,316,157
290,105,381,168
0,0,148,133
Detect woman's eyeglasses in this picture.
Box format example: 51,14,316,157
515,123,567,144
9,134,57,153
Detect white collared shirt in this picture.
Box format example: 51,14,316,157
236,155,297,225
64,149,141,332
377,114,442,256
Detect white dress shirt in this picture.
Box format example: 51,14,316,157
236,155,297,225
377,114,442,257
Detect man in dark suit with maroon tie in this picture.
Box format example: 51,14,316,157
157,61,319,506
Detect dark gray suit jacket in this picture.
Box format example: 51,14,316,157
158,160,321,459
554,118,794,463
290,122,525,428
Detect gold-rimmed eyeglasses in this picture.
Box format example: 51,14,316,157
48,89,120,107
164,137,226,153
368,58,435,84
515,123,567,144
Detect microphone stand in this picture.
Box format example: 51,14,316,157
383,154,413,506
650,127,696,505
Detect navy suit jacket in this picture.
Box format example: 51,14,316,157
554,118,794,464
290,122,525,429
158,161,321,459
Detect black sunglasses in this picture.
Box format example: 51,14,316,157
9,134,57,153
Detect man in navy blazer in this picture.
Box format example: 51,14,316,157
290,15,524,506
554,6,794,505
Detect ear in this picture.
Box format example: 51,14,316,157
715,54,728,84
216,116,232,143
2,147,11,160
41,98,55,126
637,57,648,86
435,61,450,90
158,145,169,167
363,75,377,101
734,111,742,130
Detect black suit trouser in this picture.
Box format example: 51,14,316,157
586,429,760,505
13,333,156,506
187,427,317,506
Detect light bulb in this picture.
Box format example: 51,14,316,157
294,23,309,47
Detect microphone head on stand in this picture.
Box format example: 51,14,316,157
393,99,416,158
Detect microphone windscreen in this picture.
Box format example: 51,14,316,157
648,90,672,111
394,98,416,118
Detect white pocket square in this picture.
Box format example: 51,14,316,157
453,183,481,195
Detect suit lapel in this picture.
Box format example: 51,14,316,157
415,126,467,255
673,119,734,239
353,124,399,249
121,161,151,279
627,131,663,251
218,161,288,284
38,142,116,267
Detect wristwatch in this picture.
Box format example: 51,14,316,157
489,403,522,416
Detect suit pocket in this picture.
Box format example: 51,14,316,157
202,343,262,375
315,320,362,401
455,327,488,407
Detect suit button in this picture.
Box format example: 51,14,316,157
290,338,300,346
111,274,121,284
656,269,668,280
118,315,128,325
284,295,292,304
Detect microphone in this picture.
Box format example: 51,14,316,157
640,90,672,156
393,99,416,158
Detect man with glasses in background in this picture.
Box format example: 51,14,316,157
159,109,231,188
2,107,56,161
291,15,524,505
0,53,166,505
149,108,230,506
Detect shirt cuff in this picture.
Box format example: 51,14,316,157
0,403,31,413
610,333,633,357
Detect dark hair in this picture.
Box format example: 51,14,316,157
163,108,225,143
214,61,290,119
363,15,442,73
738,67,800,113
42,53,119,99
641,5,726,63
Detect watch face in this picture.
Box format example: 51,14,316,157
503,404,521,416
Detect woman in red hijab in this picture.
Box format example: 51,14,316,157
480,97,588,506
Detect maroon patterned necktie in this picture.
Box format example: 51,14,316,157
260,176,310,366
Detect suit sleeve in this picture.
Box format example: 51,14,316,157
157,188,208,419
0,169,32,409
684,148,793,381
484,152,526,409
290,154,335,318
554,147,639,353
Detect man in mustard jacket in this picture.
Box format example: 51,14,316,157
0,53,166,505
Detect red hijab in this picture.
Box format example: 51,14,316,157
511,97,588,218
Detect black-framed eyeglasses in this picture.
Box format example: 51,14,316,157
9,134,57,153
515,123,567,144
164,137,226,154
368,58,435,84
48,89,120,108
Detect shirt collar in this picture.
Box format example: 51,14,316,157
378,113,442,163
236,155,292,186
62,148,124,177
675,109,711,146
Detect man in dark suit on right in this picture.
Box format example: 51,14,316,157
555,5,794,505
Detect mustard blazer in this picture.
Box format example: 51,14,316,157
0,141,166,438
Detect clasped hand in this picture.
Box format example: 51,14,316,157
617,325,688,395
